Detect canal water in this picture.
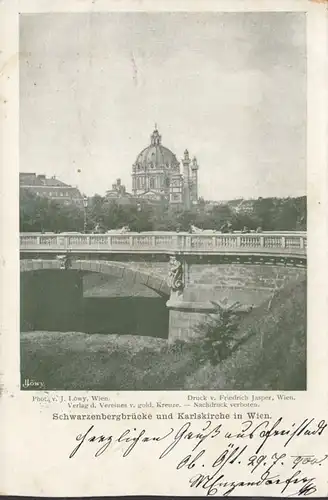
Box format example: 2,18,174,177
20,271,169,339
82,296,168,338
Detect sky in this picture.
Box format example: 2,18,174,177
19,12,306,200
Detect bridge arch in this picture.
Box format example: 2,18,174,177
20,259,170,297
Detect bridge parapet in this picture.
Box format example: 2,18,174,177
20,231,307,256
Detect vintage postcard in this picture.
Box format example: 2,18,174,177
1,0,328,497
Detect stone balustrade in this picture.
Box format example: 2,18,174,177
20,231,307,256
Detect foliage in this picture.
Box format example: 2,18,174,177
194,302,242,365
20,190,84,232
252,196,306,231
185,278,306,390
20,189,307,233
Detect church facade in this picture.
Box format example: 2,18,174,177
131,127,199,209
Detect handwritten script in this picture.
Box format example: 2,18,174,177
68,417,327,496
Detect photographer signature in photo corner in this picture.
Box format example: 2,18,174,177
22,378,45,390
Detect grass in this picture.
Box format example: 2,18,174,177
186,277,306,390
21,278,306,391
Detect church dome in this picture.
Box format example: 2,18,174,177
134,128,179,170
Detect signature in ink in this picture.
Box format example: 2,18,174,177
188,468,318,497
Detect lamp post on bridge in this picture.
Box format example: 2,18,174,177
83,196,88,233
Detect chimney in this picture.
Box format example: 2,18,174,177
37,174,46,185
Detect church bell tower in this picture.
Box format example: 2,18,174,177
190,156,199,204
182,149,191,210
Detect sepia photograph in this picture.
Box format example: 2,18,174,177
19,11,307,392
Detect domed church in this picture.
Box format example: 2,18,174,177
132,126,199,209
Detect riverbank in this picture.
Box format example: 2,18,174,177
21,332,168,390
21,278,306,391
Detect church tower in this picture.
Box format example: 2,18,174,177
190,156,199,204
150,127,161,146
182,149,191,210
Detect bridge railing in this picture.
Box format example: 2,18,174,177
20,232,307,256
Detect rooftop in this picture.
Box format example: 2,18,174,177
20,173,73,188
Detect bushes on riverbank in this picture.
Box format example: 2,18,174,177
185,278,306,390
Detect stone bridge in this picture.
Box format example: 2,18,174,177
20,231,307,341
20,258,170,296
20,231,307,257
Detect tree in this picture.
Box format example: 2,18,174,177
20,190,84,232
20,189,307,233
203,204,235,230
86,194,106,231
251,196,307,231
252,197,276,230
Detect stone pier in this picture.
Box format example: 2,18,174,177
166,295,217,342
